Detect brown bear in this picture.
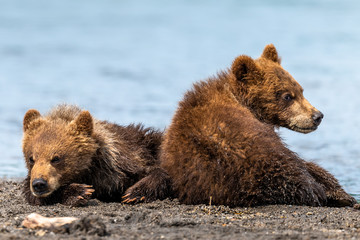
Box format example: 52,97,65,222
22,104,171,206
159,44,356,207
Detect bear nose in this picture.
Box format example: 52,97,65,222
32,178,48,193
312,111,324,126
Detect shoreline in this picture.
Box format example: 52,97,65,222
1,179,360,239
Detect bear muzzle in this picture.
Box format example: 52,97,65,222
286,98,324,133
312,111,324,127
287,110,324,134
32,178,50,197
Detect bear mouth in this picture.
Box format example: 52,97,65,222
291,125,318,134
32,190,52,198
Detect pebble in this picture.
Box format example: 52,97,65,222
35,230,46,237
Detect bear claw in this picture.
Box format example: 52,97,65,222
63,183,95,207
122,193,130,199
85,188,95,195
122,196,144,204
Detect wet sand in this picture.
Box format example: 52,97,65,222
1,179,360,239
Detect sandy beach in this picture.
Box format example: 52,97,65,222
0,179,359,239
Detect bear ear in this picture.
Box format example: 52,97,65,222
261,44,281,63
231,55,259,82
70,110,93,136
23,109,42,132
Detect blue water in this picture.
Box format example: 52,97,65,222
1,0,360,199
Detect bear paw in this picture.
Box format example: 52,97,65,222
122,169,173,204
327,190,357,207
122,188,146,204
62,184,95,207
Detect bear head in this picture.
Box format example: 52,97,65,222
22,109,97,198
230,44,323,133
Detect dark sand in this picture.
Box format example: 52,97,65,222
1,179,360,239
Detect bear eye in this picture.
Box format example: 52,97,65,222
51,156,62,164
283,94,293,101
29,156,34,164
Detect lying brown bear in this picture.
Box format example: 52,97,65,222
22,104,171,206
159,44,356,207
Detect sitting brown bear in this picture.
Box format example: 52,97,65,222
22,104,171,206
159,44,356,207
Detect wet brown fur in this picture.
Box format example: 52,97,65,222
159,44,356,207
22,104,171,206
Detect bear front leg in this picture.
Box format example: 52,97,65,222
23,176,94,206
305,161,356,207
60,183,95,207
122,168,173,204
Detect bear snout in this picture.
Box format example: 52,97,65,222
312,111,324,126
32,178,49,196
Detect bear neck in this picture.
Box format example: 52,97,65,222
180,71,276,130
85,121,134,197
180,71,239,108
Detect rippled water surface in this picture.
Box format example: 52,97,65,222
1,0,360,199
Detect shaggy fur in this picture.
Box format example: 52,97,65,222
22,104,171,206
159,44,356,207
